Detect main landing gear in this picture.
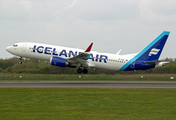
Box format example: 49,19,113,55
19,57,22,64
77,68,88,74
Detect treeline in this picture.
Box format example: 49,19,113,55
0,57,176,74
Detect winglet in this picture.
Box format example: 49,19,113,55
85,43,93,52
116,49,122,55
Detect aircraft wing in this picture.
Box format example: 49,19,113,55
67,43,93,67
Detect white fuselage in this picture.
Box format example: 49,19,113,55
6,42,135,71
6,31,170,73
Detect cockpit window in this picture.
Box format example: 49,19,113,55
13,45,18,47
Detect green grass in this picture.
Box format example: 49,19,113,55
0,74,176,82
0,88,176,120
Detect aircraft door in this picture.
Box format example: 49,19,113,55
22,43,27,52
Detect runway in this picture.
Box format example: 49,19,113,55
0,82,176,88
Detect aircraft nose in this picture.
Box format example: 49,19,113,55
6,46,12,52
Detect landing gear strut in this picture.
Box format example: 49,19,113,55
77,68,88,74
19,57,22,64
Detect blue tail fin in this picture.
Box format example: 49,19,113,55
137,31,170,61
120,31,170,71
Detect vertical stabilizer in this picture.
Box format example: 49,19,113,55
120,31,170,71
137,31,170,61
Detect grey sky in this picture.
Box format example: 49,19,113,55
0,0,176,59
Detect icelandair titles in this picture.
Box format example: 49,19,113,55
32,45,108,63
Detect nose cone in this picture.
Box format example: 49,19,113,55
6,46,12,53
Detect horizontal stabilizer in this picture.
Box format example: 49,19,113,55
144,60,170,65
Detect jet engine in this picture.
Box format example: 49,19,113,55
50,56,69,67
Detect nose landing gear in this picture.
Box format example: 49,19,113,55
19,57,22,64
77,68,88,74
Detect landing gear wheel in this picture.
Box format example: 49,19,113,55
18,57,22,64
83,68,88,74
77,68,83,74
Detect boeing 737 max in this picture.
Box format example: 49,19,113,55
6,31,170,74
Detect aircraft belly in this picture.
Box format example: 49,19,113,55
33,54,50,61
93,62,124,71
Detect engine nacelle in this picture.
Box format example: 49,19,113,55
50,56,69,67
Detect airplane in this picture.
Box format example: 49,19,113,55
6,31,170,74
